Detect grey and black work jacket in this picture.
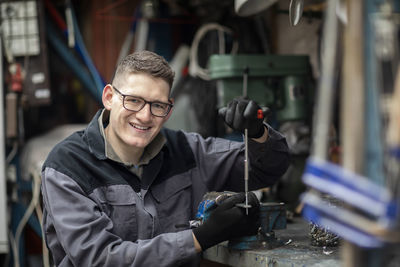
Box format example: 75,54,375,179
41,109,290,267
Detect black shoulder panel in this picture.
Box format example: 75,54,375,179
43,128,197,193
42,131,130,194
153,128,196,185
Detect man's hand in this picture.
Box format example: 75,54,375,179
192,192,260,251
219,98,265,139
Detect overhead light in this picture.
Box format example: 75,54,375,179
234,0,278,17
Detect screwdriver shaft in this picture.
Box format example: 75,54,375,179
244,128,249,215
243,67,249,216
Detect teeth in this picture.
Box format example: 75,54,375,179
132,124,149,130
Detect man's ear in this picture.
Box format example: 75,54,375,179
164,98,174,121
102,84,114,110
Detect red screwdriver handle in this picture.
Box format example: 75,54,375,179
257,109,264,119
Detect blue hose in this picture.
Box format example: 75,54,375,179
70,6,105,94
46,19,103,104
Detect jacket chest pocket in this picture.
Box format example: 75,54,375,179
151,174,192,232
97,185,138,241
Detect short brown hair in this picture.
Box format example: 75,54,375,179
112,50,175,90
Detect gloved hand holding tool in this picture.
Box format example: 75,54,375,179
218,98,266,139
193,192,260,251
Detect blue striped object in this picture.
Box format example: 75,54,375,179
302,157,398,225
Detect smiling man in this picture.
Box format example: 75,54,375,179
104,63,174,164
41,50,290,267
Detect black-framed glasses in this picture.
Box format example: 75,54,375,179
112,86,173,117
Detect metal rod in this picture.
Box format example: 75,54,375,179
244,128,249,215
243,67,249,215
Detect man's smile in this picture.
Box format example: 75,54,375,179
129,122,151,131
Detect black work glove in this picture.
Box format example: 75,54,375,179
218,98,265,139
193,192,260,251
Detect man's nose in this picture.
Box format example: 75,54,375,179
135,103,152,120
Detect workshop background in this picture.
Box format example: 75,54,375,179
0,0,399,266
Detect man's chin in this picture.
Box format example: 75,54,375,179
126,137,151,148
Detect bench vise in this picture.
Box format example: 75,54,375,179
195,191,287,250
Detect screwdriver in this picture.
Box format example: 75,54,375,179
239,67,265,215
242,67,251,215
242,109,264,215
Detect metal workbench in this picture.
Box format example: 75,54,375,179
203,217,341,267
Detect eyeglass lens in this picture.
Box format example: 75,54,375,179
124,95,170,117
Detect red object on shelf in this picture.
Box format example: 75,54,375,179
9,63,24,93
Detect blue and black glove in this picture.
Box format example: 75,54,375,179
218,98,265,139
192,192,260,251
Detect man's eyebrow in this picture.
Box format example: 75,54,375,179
124,93,170,104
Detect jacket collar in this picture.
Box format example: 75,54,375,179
84,109,168,163
84,109,108,160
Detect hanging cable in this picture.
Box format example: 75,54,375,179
8,231,17,267
12,167,41,267
6,141,18,165
189,23,238,81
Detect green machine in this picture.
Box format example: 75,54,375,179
208,54,314,123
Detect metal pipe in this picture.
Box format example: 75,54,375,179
341,0,365,173
341,0,365,266
0,34,10,254
311,0,339,160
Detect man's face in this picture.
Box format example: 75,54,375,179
103,73,173,149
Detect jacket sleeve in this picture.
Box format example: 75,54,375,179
184,123,290,192
247,124,291,188
41,167,197,267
